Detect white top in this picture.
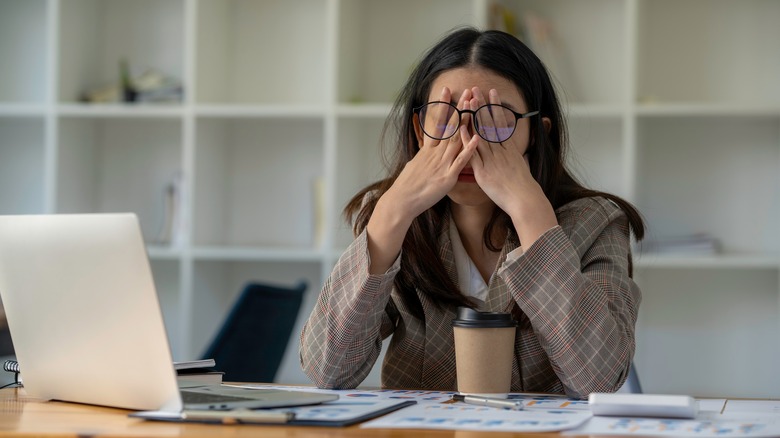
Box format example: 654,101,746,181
448,215,524,304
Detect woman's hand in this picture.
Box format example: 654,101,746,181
383,86,479,220
365,87,478,274
467,87,558,247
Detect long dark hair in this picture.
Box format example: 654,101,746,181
344,27,645,320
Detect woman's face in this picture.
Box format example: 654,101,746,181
421,67,533,209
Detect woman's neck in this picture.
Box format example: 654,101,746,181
450,203,505,282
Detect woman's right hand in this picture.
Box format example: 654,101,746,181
385,87,478,219
365,87,478,274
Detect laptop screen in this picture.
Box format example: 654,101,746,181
0,214,182,411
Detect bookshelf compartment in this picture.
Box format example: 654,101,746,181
0,0,49,103
337,0,475,104
195,0,328,105
637,0,780,105
190,259,322,382
493,0,627,105
150,259,182,358
58,0,185,103
333,116,386,249
193,117,325,248
566,116,627,199
56,117,183,243
635,116,780,255
0,118,47,214
634,267,780,398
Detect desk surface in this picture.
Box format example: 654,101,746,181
0,387,571,438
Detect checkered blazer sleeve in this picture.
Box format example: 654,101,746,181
299,229,400,388
499,197,641,398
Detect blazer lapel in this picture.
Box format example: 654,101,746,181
482,236,519,313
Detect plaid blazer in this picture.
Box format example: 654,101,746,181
299,196,640,399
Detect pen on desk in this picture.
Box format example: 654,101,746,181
452,394,524,410
182,409,295,424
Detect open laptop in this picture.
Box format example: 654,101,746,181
0,213,336,412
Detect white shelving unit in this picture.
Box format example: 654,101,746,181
1,0,778,397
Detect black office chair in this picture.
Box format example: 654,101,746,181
200,281,307,383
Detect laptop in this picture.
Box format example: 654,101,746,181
0,213,337,412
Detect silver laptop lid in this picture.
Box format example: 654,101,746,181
0,213,182,411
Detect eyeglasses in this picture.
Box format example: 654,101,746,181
414,101,539,143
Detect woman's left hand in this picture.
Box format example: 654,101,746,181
467,87,558,247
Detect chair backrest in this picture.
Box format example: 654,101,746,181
201,281,306,383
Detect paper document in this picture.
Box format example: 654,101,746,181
564,415,780,437
362,402,592,432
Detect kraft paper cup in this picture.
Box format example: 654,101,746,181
452,307,517,398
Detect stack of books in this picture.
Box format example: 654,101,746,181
174,359,223,385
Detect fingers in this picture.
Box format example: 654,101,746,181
440,89,472,161
423,87,451,146
470,87,512,143
452,124,479,171
471,87,496,142
488,89,511,140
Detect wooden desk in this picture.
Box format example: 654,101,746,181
0,387,573,438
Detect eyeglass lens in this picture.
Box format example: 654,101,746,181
419,102,518,142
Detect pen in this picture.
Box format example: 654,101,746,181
452,394,524,410
182,409,295,424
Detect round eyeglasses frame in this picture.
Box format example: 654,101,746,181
413,101,540,143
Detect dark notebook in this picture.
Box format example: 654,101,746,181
131,399,416,426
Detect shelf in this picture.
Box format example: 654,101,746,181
147,245,184,260
566,103,626,119
195,104,326,118
0,104,48,117
58,103,184,118
336,103,392,118
192,246,324,262
635,253,780,270
636,103,780,118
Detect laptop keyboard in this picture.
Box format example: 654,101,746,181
180,390,258,404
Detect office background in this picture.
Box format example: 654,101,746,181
0,0,778,398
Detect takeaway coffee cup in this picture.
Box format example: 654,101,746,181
452,307,517,397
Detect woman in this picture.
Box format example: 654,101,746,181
299,27,645,399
